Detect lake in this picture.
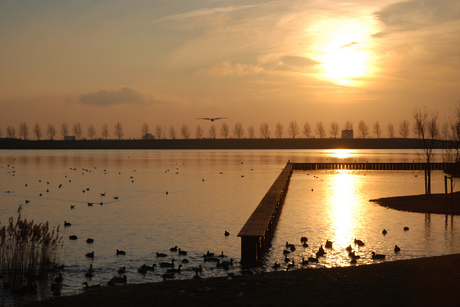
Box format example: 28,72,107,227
0,149,459,300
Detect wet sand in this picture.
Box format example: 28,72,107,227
26,193,460,306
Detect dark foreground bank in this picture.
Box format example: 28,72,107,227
27,254,460,307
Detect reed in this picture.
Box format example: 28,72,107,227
0,205,63,289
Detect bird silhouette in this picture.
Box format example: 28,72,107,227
197,117,227,122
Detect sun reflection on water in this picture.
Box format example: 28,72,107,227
326,149,355,160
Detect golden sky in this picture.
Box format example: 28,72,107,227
1,0,459,139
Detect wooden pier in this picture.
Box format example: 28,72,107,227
237,163,293,265
238,161,454,265
292,162,452,171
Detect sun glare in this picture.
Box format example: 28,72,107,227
309,17,377,86
327,149,355,160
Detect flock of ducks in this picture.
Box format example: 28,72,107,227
273,227,408,270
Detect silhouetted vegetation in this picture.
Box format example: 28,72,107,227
0,206,63,290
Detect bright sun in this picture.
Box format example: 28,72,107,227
309,17,376,86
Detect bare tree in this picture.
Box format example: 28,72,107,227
87,124,97,140
303,122,311,138
6,126,16,138
46,124,57,140
33,123,42,140
18,122,29,140
358,120,369,138
233,122,244,139
73,123,83,140
399,120,410,138
413,107,439,194
220,123,229,139
209,124,216,139
260,122,270,139
441,122,450,140
288,121,299,138
248,125,255,139
329,122,339,138
114,122,124,140
181,124,190,139
195,124,203,139
102,124,109,140
315,122,326,138
275,122,284,138
373,121,382,138
141,123,150,137
387,123,395,138
155,125,163,139
344,121,353,130
168,125,176,139
60,123,69,139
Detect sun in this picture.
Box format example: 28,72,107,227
321,42,368,86
308,17,376,86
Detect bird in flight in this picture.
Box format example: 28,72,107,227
197,117,227,122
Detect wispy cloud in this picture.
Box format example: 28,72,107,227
152,3,273,24
374,0,460,37
197,61,264,76
79,87,148,106
340,42,359,48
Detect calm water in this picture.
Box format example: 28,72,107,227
0,149,459,300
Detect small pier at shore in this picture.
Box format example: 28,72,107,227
237,163,293,265
238,161,454,265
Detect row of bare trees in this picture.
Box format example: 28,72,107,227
0,122,126,140
0,115,456,141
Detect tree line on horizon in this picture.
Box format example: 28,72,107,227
0,106,459,143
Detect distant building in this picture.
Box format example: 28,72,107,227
65,136,76,141
341,129,353,139
143,133,155,140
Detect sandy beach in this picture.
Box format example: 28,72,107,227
21,191,460,306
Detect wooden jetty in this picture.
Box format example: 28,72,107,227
237,163,293,265
292,162,452,171
238,161,454,265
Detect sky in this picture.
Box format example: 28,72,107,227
1,0,460,139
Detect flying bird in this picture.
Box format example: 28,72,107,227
197,117,227,122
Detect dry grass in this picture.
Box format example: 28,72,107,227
0,206,63,289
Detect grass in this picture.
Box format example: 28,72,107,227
0,205,63,290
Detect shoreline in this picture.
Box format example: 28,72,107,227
0,137,457,150
26,254,460,307
371,191,460,215
23,193,460,306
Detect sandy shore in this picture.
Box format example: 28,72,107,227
25,193,460,307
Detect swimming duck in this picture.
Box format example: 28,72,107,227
86,238,94,244
272,262,281,269
156,252,168,257
69,235,78,240
54,273,63,284
403,227,409,231
170,246,178,252
382,229,387,235
325,240,333,248
116,249,126,255
86,251,94,259
159,259,176,268
346,245,353,252
354,238,365,246
225,231,230,236
308,256,319,263
394,245,401,253
166,265,183,273
316,245,325,257
64,221,71,227
118,266,126,274
178,248,187,256
371,251,386,259
161,273,175,280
